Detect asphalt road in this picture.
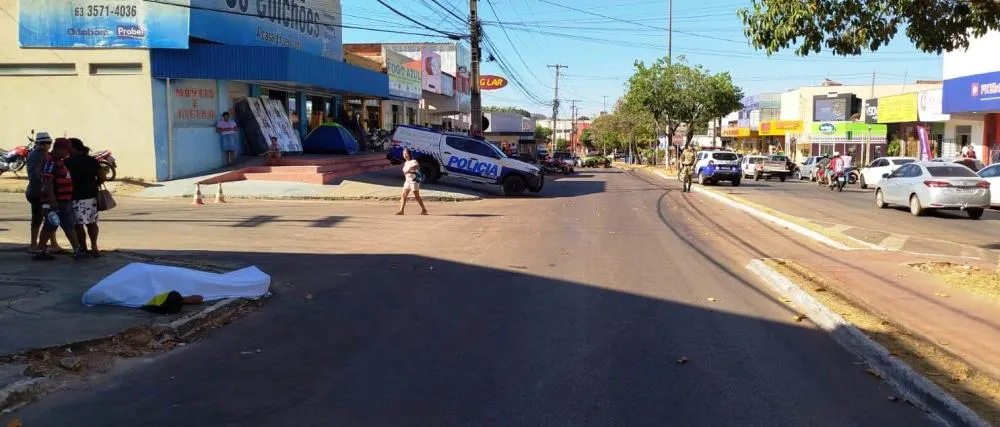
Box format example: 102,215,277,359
707,173,1000,251
0,171,933,426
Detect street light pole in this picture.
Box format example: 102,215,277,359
469,0,482,136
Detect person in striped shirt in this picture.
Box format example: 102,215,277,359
33,138,83,261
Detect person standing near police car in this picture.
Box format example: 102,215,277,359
680,145,697,192
396,148,428,215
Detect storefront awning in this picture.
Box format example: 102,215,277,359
150,44,389,98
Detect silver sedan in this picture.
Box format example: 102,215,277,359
874,161,990,219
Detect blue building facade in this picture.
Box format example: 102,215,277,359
148,0,389,180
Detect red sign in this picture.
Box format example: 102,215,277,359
479,75,508,90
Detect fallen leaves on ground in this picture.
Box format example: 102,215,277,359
793,314,807,322
933,292,949,297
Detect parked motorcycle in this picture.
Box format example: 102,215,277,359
94,149,118,181
0,130,36,177
366,129,389,152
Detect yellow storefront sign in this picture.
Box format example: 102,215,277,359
722,128,739,137
878,92,918,123
737,128,751,137
759,120,802,136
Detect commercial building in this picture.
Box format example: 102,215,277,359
483,112,535,156
344,42,472,132
777,81,939,163
537,118,592,153
865,88,949,159
1,0,389,181
942,31,1000,163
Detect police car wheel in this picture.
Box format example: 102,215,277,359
418,160,439,183
502,175,526,196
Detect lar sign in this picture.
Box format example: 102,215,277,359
479,75,508,90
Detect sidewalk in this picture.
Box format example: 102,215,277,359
798,250,1000,381
0,248,236,356
132,169,484,202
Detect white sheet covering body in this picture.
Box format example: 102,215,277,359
82,263,271,308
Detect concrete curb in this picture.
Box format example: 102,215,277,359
654,170,858,251
747,259,989,427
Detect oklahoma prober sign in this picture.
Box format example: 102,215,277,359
479,75,508,90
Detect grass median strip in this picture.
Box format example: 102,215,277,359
910,262,1000,304
766,259,1000,424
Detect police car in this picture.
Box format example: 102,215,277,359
694,150,742,186
387,125,544,196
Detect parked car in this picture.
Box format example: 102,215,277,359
740,155,768,178
694,150,741,186
977,163,1000,207
931,157,985,173
874,162,989,219
798,156,825,181
388,125,543,196
747,155,792,181
514,153,538,164
857,156,917,189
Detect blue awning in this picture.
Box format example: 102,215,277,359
150,44,389,98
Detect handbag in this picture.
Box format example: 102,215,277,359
97,184,116,211
413,170,425,183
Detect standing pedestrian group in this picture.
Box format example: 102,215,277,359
26,133,105,261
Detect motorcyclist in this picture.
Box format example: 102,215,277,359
680,145,698,192
828,151,845,188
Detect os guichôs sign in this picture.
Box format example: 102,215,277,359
479,75,508,90
189,0,343,60
18,0,190,48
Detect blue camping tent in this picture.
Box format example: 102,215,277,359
302,123,359,155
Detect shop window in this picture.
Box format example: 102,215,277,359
0,63,75,76
391,105,400,129
407,108,416,125
89,63,142,75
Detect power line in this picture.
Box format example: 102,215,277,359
483,0,550,87
374,0,465,39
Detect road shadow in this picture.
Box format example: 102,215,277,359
1,246,932,427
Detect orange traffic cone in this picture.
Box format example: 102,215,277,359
191,184,204,206
214,182,226,203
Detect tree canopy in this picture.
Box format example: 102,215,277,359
625,57,743,146
739,0,1000,56
534,125,552,140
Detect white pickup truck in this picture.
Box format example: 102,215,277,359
387,125,544,196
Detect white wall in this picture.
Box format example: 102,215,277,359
943,117,984,158
779,90,801,120
943,31,1000,79
0,0,156,179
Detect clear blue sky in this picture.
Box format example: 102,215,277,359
342,0,943,118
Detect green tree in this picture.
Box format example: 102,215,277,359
535,125,552,141
589,113,623,154
556,138,569,151
739,0,1000,56
579,129,595,150
626,57,743,153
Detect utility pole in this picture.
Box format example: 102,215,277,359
568,99,581,156
665,0,673,168
602,95,608,114
548,64,567,154
469,0,482,136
